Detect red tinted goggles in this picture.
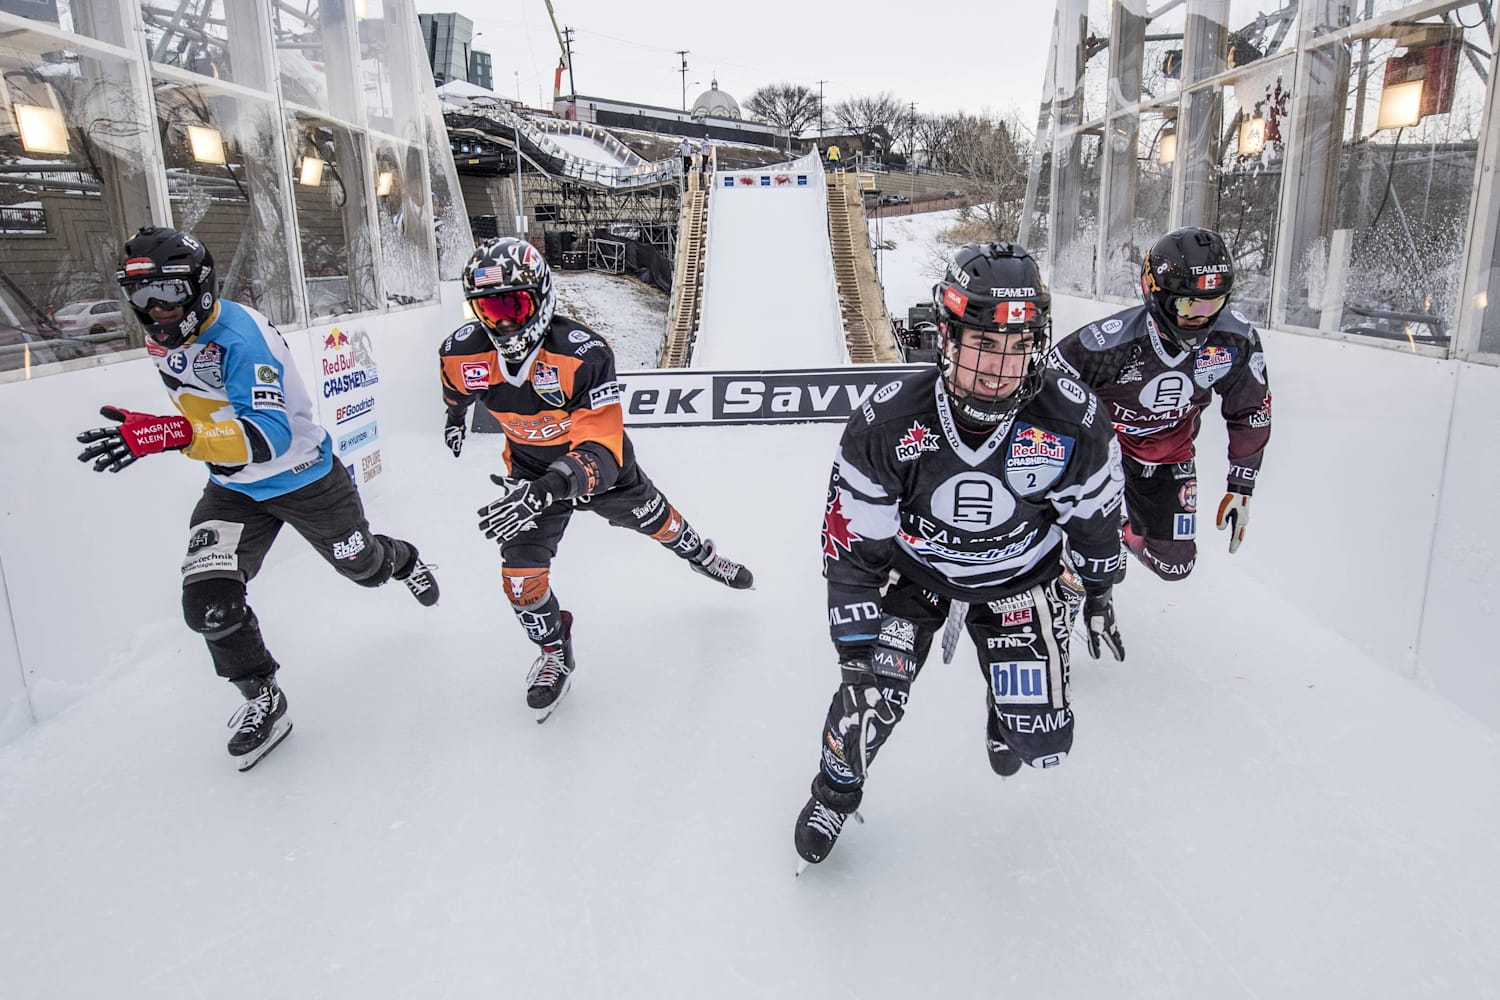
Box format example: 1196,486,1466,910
471,289,537,330
1169,294,1227,320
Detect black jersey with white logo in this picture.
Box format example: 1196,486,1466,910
821,368,1124,660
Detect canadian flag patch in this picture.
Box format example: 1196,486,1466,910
998,301,1038,325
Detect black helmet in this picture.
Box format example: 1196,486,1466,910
115,226,217,349
1140,227,1234,348
932,242,1051,428
462,237,555,362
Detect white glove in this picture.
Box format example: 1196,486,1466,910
1216,490,1251,554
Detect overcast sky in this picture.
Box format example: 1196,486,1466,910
436,1,1056,122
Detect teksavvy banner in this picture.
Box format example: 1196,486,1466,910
315,325,383,483
474,365,928,431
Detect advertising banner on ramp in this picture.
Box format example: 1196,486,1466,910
473,364,929,431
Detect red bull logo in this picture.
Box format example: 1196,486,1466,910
1198,345,1231,364
1011,425,1065,460
323,329,350,350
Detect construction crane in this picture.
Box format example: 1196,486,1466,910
543,0,572,102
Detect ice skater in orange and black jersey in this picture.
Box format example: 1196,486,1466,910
438,237,754,722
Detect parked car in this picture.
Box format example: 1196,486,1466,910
879,193,910,206
0,276,90,370
52,298,126,336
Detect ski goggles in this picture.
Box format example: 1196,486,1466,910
124,278,195,311
470,289,538,330
1168,294,1228,320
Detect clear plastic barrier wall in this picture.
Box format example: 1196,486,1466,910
0,0,470,379
1027,0,1500,361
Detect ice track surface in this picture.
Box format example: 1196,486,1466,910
3,423,1499,999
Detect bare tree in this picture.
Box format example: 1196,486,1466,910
744,83,821,149
946,111,1032,241
831,92,905,159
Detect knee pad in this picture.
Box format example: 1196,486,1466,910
182,577,250,637
502,566,552,609
1139,538,1196,581
870,614,923,685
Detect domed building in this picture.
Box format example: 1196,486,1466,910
690,76,741,121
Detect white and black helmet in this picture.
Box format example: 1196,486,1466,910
462,237,556,362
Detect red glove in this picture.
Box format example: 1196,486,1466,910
76,405,193,473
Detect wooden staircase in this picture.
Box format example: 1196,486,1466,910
659,187,707,367
827,172,902,364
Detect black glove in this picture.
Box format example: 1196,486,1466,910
835,659,897,782
1083,588,1125,662
477,470,569,542
444,408,466,458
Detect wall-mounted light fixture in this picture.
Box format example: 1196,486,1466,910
1377,78,1423,130
1238,116,1267,156
1158,129,1177,165
187,124,226,164
376,169,395,196
299,154,325,186
14,103,69,155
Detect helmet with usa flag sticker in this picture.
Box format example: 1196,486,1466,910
932,242,1051,428
1140,227,1234,349
462,236,556,362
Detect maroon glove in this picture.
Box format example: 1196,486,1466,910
76,405,193,473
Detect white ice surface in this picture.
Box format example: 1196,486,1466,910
691,177,846,369
3,213,1499,999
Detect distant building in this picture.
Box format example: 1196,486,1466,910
469,49,492,91
555,92,784,149
419,11,488,87
690,77,741,121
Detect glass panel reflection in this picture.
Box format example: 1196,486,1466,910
153,78,297,326
0,36,153,373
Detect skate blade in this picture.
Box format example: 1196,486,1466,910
533,676,573,724
234,717,293,772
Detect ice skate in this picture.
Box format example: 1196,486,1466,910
227,677,292,772
690,538,753,590
396,547,440,606
525,610,575,723
793,773,864,873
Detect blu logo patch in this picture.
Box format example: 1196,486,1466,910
990,661,1050,705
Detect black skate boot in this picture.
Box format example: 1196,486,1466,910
690,538,753,590
986,708,1023,777
227,675,292,772
525,610,575,723
393,544,440,607
794,773,864,871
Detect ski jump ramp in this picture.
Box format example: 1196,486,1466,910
691,152,848,369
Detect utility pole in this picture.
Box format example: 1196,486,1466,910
817,79,827,137
909,101,917,205
677,50,691,111
561,26,577,95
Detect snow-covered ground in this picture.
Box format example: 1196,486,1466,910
3,210,1499,998
551,270,667,370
